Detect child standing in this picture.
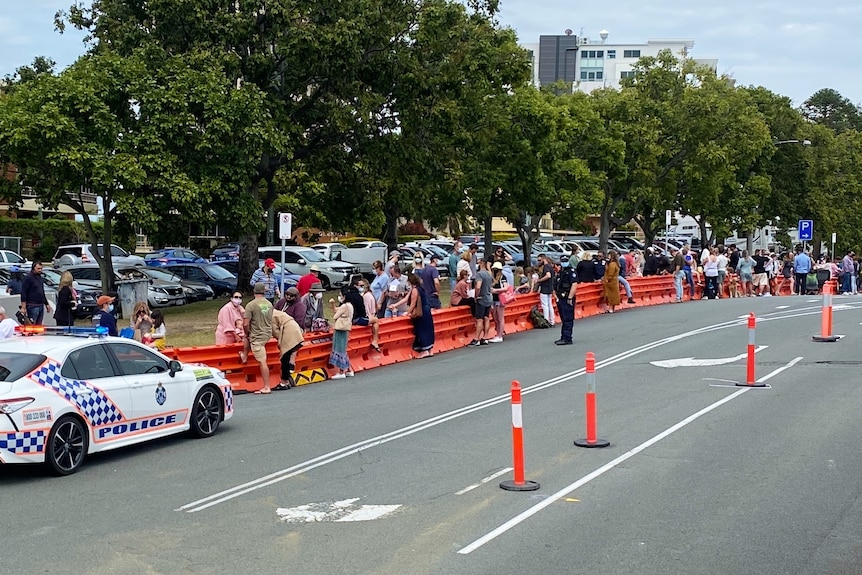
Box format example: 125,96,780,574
329,287,354,379
145,309,167,350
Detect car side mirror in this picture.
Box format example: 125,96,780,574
169,359,182,378
297,258,306,265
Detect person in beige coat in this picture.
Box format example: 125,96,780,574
272,309,305,390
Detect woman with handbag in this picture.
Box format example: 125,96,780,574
488,261,511,343
328,287,354,379
406,273,434,358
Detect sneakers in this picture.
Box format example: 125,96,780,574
627,297,635,304
345,370,355,377
488,337,503,343
467,339,481,347
763,292,772,297
480,339,489,345
331,373,346,380
554,339,573,345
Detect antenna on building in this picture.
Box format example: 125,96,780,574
599,29,609,43
564,29,573,36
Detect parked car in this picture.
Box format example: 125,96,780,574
0,249,27,269
63,264,186,309
144,248,207,267
132,266,215,302
212,260,301,290
311,242,349,261
161,263,238,297
210,243,240,261
257,246,358,289
53,243,145,269
609,236,645,251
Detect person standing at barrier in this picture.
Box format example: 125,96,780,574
488,261,507,343
421,255,442,309
448,241,463,292
406,272,435,358
276,286,307,326
468,258,493,347
241,282,274,394
271,309,304,390
716,246,729,298
616,251,636,304
385,267,410,318
602,250,622,314
736,250,755,297
841,250,855,295
347,278,381,353
554,254,577,345
682,248,696,300
216,292,245,344
457,249,473,284
535,254,556,327
20,261,52,325
250,259,281,303
370,260,390,319
703,248,720,299
301,282,326,331
329,287,354,379
670,246,684,303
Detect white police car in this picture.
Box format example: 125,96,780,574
0,326,234,475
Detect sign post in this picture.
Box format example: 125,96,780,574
831,232,836,259
798,219,813,252
665,210,672,243
278,213,293,296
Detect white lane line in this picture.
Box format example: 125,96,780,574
455,468,513,495
457,357,804,555
775,305,790,309
179,303,860,513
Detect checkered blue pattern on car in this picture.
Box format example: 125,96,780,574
0,430,46,454
30,362,123,426
223,386,233,412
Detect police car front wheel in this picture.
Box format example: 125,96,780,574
190,386,223,438
46,416,88,476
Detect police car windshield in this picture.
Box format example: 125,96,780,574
0,353,48,381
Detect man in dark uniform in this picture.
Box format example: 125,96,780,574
555,254,577,346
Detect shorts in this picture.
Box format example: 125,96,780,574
352,317,370,327
473,303,491,319
250,343,268,364
752,273,768,287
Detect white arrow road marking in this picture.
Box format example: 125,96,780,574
650,346,767,368
276,498,402,523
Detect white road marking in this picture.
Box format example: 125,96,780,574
455,468,514,495
276,498,401,523
457,357,804,555
650,345,767,368
178,303,862,513
775,305,790,309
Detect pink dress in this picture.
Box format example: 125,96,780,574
215,301,245,344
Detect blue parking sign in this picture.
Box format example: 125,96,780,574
798,219,813,241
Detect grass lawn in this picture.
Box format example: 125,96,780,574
124,284,454,348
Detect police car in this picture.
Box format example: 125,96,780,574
0,326,234,475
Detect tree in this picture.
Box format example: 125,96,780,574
800,88,862,134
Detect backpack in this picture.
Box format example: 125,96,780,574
530,305,551,329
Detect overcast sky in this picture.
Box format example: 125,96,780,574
1,0,859,106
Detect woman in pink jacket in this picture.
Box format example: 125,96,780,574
215,291,246,344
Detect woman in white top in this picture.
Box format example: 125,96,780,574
716,248,729,298
703,249,720,299
456,250,472,282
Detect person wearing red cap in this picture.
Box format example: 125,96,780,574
249,258,280,303
94,295,118,336
296,264,322,296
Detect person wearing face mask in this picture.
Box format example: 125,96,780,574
95,295,118,336
216,291,246,344
350,277,381,352
328,286,354,379
554,254,577,345
275,286,307,327
301,282,327,331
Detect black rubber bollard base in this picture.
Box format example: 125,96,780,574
574,438,610,448
735,382,767,387
812,335,839,342
500,480,540,491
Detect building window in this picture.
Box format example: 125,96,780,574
596,71,603,80
623,50,641,58
620,71,635,79
581,71,588,80
581,51,587,59
607,50,616,59
587,72,595,80
596,51,603,58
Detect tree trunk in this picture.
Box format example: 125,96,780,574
599,209,612,254
482,214,493,259
237,233,259,294
382,207,399,250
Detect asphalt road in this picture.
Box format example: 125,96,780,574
3,294,862,575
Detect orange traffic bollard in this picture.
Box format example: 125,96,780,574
737,313,766,387
574,353,610,448
812,282,839,342
500,381,540,491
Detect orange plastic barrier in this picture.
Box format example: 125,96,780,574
170,275,683,392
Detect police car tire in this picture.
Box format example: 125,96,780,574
45,416,88,476
190,385,223,438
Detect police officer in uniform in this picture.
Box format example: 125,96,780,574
555,254,577,345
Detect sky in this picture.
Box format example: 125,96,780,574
1,0,860,107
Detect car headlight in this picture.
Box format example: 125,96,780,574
0,397,35,414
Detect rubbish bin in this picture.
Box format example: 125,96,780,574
116,279,149,319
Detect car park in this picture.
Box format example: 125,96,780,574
161,263,237,297
144,248,207,267
0,325,233,475
63,264,186,309
210,243,240,261
0,249,28,269
53,243,145,268
257,246,358,289
311,242,349,261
